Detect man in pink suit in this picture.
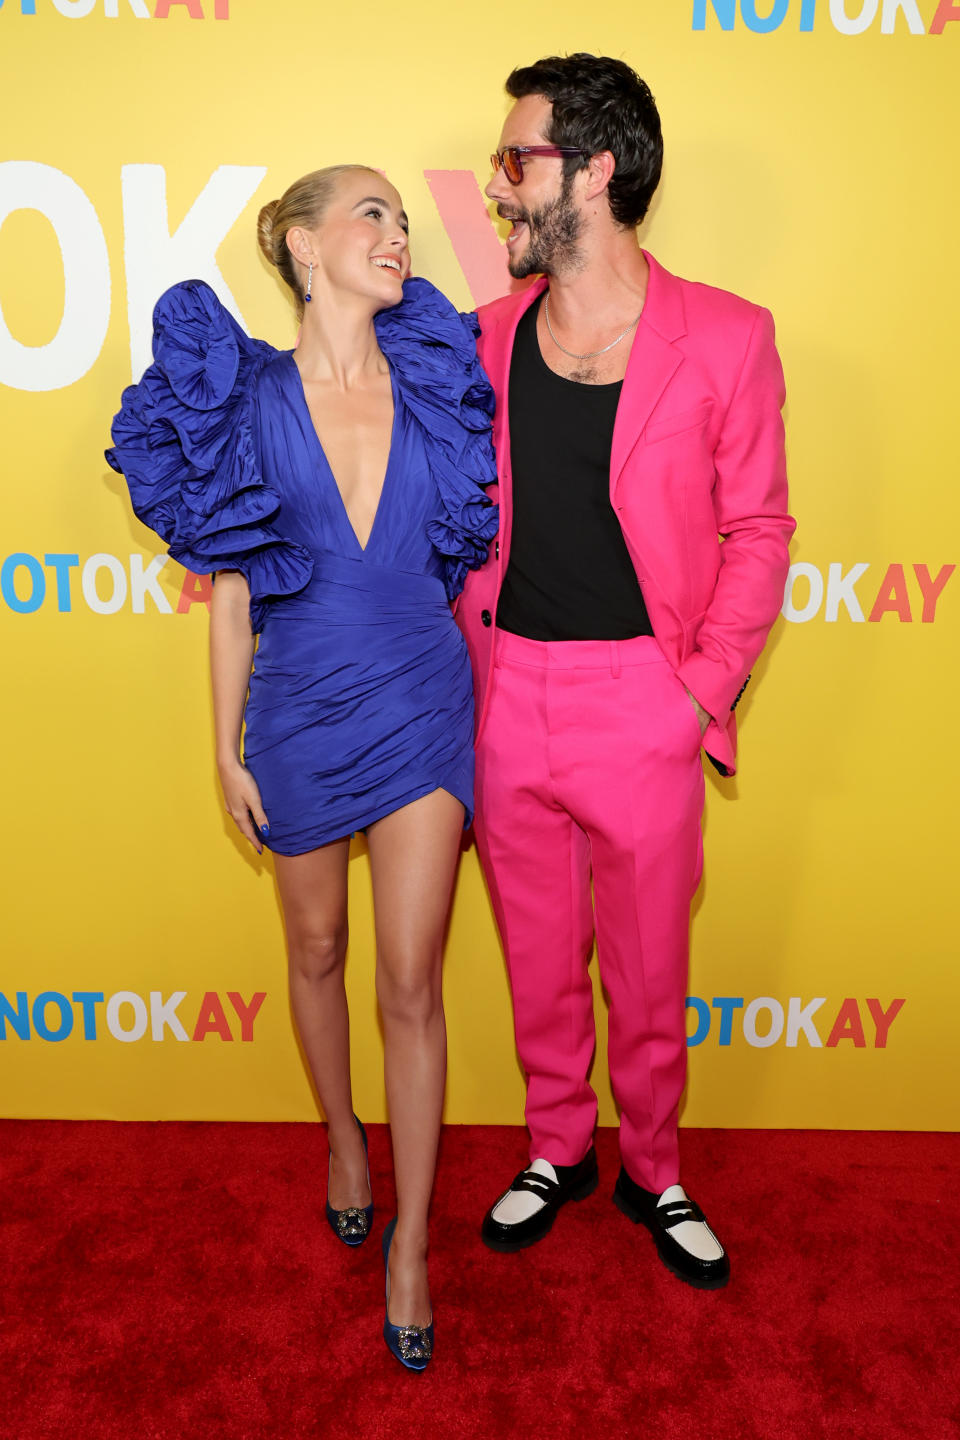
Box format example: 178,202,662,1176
457,54,795,1288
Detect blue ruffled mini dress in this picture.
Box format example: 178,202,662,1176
106,277,498,855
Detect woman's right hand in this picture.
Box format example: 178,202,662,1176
218,759,269,855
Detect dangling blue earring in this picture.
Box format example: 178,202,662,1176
304,262,313,304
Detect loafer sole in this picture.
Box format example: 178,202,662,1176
612,1185,730,1290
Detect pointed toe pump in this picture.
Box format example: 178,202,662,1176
325,1115,374,1247
382,1217,434,1372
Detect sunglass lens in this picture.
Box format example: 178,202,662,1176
504,149,523,184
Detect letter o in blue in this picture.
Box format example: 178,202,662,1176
741,0,790,32
1,553,45,614
685,997,711,1047
32,992,74,1042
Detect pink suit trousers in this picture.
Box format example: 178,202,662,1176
474,630,705,1193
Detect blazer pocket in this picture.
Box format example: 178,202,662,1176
643,401,713,446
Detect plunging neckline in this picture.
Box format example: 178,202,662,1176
287,352,399,557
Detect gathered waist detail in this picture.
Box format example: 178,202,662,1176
265,550,450,622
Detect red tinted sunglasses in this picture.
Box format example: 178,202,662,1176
490,145,591,184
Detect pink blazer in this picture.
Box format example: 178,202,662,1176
456,252,795,775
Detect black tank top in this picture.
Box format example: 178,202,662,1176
496,300,653,642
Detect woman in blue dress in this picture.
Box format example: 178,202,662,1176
107,164,497,1371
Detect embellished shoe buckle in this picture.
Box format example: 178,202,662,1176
396,1325,432,1361
336,1206,370,1240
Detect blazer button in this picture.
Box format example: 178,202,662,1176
481,610,492,627
495,542,500,559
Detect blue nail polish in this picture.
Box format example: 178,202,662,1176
260,824,270,836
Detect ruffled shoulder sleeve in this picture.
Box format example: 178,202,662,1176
374,277,498,599
106,279,313,628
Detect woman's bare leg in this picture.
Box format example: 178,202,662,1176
274,839,370,1209
366,789,464,1327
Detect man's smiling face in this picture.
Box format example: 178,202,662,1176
486,94,585,279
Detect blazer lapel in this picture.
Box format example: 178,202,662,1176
610,252,687,504
484,279,545,429
482,278,545,561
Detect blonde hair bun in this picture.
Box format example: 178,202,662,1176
257,199,281,267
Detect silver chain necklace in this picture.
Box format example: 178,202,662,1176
543,292,642,360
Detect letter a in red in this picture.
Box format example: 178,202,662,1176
154,1,205,17
192,992,234,1041
867,564,912,622
825,999,867,1047
176,571,213,613
929,1,960,32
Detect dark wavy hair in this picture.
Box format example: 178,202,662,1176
505,53,663,228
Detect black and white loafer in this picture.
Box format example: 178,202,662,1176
481,1148,599,1252
613,1167,730,1289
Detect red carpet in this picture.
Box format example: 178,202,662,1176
2,1122,958,1440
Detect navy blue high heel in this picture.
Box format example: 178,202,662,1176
325,1115,373,1246
382,1216,434,1371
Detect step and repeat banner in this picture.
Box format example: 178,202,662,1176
1,2,957,1129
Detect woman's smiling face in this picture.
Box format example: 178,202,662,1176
293,168,411,309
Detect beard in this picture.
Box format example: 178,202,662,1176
502,171,583,279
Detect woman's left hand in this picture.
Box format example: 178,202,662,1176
219,759,269,855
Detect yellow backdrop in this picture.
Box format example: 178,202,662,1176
1,0,957,1131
